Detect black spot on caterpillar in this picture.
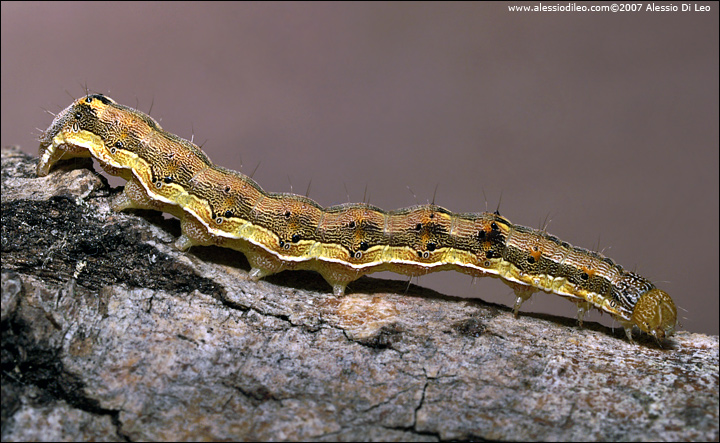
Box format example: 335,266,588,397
37,94,678,342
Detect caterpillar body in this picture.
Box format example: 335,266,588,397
37,94,677,342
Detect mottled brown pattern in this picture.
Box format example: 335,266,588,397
37,94,677,341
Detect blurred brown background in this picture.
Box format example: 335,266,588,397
2,2,717,335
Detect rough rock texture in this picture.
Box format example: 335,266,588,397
2,146,718,441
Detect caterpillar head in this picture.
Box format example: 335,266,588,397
631,289,677,340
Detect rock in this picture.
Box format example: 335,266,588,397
2,146,718,441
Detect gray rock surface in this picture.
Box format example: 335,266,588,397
2,146,718,441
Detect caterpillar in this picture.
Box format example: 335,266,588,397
37,94,677,342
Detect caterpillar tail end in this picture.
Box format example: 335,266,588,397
37,134,87,177
37,109,99,177
37,114,68,177
36,140,58,177
631,289,677,340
